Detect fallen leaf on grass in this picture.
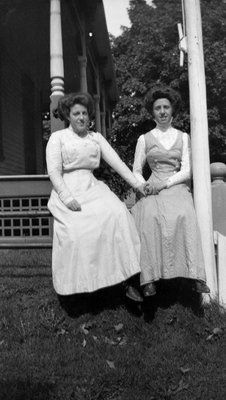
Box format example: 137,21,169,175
176,379,189,392
85,321,95,329
106,360,116,369
167,316,177,325
118,336,127,346
104,337,118,345
213,327,223,335
114,323,123,332
56,328,67,336
206,327,223,341
180,367,191,374
168,379,189,395
104,336,127,346
20,318,26,336
80,325,89,335
80,321,95,335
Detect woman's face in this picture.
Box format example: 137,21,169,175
69,103,89,135
152,98,173,127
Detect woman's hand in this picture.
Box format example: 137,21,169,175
144,183,156,195
145,181,167,195
136,183,147,197
67,199,82,211
153,181,167,193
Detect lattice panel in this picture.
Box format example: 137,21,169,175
0,216,50,237
0,196,52,240
0,197,48,212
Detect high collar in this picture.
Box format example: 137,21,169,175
68,124,89,138
155,122,172,132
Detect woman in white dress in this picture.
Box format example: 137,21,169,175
131,86,210,298
46,92,146,300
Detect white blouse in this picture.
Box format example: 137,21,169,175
133,127,192,188
46,127,141,205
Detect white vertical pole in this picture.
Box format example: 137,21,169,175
50,0,64,132
184,0,217,297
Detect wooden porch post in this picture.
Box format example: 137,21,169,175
184,0,217,297
50,0,65,133
78,18,88,92
100,90,106,137
93,67,101,132
101,112,106,137
107,109,112,132
93,95,101,133
78,56,88,92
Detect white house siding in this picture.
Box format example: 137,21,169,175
0,45,44,175
0,47,25,175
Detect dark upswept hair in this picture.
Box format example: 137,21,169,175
145,86,182,117
56,92,94,121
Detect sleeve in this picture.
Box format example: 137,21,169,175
166,132,192,188
97,133,141,189
132,135,146,183
46,132,74,205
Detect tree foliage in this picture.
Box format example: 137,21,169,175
101,0,226,197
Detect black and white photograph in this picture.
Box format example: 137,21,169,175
0,1,226,399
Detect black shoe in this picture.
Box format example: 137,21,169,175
126,286,144,302
143,282,156,297
194,281,210,294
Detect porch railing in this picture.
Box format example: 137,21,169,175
0,175,52,248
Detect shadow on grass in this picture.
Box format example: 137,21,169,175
142,278,204,323
0,380,55,400
58,277,203,322
58,283,128,318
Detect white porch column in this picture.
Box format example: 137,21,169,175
50,0,64,133
184,0,217,298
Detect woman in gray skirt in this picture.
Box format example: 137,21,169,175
130,86,210,298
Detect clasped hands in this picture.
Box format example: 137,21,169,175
67,180,167,211
137,181,167,197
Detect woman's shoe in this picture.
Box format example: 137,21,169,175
126,286,144,302
143,282,156,297
194,281,210,294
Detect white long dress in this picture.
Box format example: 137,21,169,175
46,126,141,295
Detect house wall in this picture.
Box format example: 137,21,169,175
0,46,44,175
0,47,25,174
0,0,118,176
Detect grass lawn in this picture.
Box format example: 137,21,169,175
1,249,226,400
